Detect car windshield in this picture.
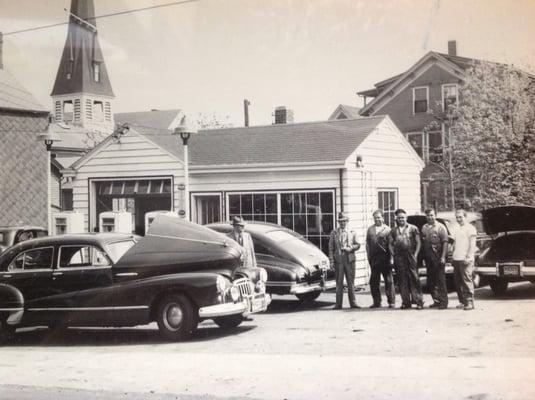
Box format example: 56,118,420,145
107,240,136,263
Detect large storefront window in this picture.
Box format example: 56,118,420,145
227,190,334,253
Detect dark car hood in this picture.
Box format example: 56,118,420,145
481,205,535,235
114,215,243,278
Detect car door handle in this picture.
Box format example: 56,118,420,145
1,274,12,278
52,272,63,276
115,272,138,277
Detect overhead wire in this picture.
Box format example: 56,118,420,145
3,0,200,36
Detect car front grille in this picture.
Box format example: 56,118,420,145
234,278,254,298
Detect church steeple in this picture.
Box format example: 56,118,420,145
51,0,114,133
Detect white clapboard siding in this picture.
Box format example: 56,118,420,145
71,131,183,230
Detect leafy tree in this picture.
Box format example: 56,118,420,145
449,61,535,209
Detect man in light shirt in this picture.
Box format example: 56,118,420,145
227,216,257,270
451,209,477,310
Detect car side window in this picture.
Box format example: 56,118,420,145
254,241,275,256
8,247,54,271
59,245,110,268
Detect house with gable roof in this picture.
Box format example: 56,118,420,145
355,41,489,210
63,115,423,284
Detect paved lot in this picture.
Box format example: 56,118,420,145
2,283,535,400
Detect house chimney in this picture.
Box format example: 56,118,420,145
448,40,457,56
244,99,250,127
274,106,294,124
0,32,3,69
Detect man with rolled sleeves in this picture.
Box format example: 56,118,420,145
366,210,395,308
421,209,449,309
388,208,424,309
329,212,361,309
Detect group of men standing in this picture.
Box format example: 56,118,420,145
329,208,477,311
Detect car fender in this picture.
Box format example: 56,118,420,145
0,283,24,325
112,271,225,310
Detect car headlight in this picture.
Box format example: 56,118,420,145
255,280,266,293
258,268,268,283
216,275,230,293
229,285,240,302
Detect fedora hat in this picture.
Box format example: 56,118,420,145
230,216,246,226
337,212,349,222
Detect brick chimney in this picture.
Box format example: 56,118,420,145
273,106,294,124
448,40,457,57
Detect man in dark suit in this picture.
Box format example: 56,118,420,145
329,212,361,309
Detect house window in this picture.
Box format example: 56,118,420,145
63,100,74,123
227,190,335,253
377,189,398,228
427,130,444,164
406,132,424,159
93,62,100,82
413,86,428,113
442,84,458,112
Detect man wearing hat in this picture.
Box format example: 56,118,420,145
328,212,361,309
228,216,257,269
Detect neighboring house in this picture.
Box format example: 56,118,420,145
328,104,362,120
356,41,474,210
62,115,423,285
0,61,55,226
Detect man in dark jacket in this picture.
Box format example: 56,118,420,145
366,210,395,308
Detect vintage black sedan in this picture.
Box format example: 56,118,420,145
0,216,270,343
0,226,48,254
475,205,535,295
207,221,334,302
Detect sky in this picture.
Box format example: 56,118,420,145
1,0,534,127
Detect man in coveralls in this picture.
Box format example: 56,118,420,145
421,209,449,309
366,210,395,308
329,212,361,309
388,208,423,309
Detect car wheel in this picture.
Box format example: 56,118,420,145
156,294,198,341
490,280,509,296
296,291,322,302
213,315,244,329
0,320,15,345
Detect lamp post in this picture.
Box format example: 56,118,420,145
172,116,197,221
36,115,61,233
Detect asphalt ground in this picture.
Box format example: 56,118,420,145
1,282,535,400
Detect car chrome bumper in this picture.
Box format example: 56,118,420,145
418,264,454,276
476,262,535,277
198,301,248,318
198,293,271,319
268,279,336,294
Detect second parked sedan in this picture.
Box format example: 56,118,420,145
208,221,334,302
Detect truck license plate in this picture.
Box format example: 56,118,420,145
502,265,519,276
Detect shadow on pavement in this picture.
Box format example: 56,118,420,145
264,298,333,314
7,323,256,347
475,281,535,301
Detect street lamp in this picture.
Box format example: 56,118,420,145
172,116,197,221
36,115,61,232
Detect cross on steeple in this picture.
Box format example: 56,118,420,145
51,0,115,133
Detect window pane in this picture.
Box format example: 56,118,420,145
253,214,265,221
241,194,253,214
281,194,293,213
111,181,123,195
228,195,240,214
294,215,307,235
414,88,427,100
414,100,427,113
162,180,171,193
293,193,306,214
253,194,265,214
265,194,277,214
307,211,322,235
124,181,135,195
281,214,293,230
266,215,278,224
407,133,423,159
320,192,333,213
321,214,334,234
307,192,319,207
241,214,253,222
149,180,162,194
137,180,149,194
